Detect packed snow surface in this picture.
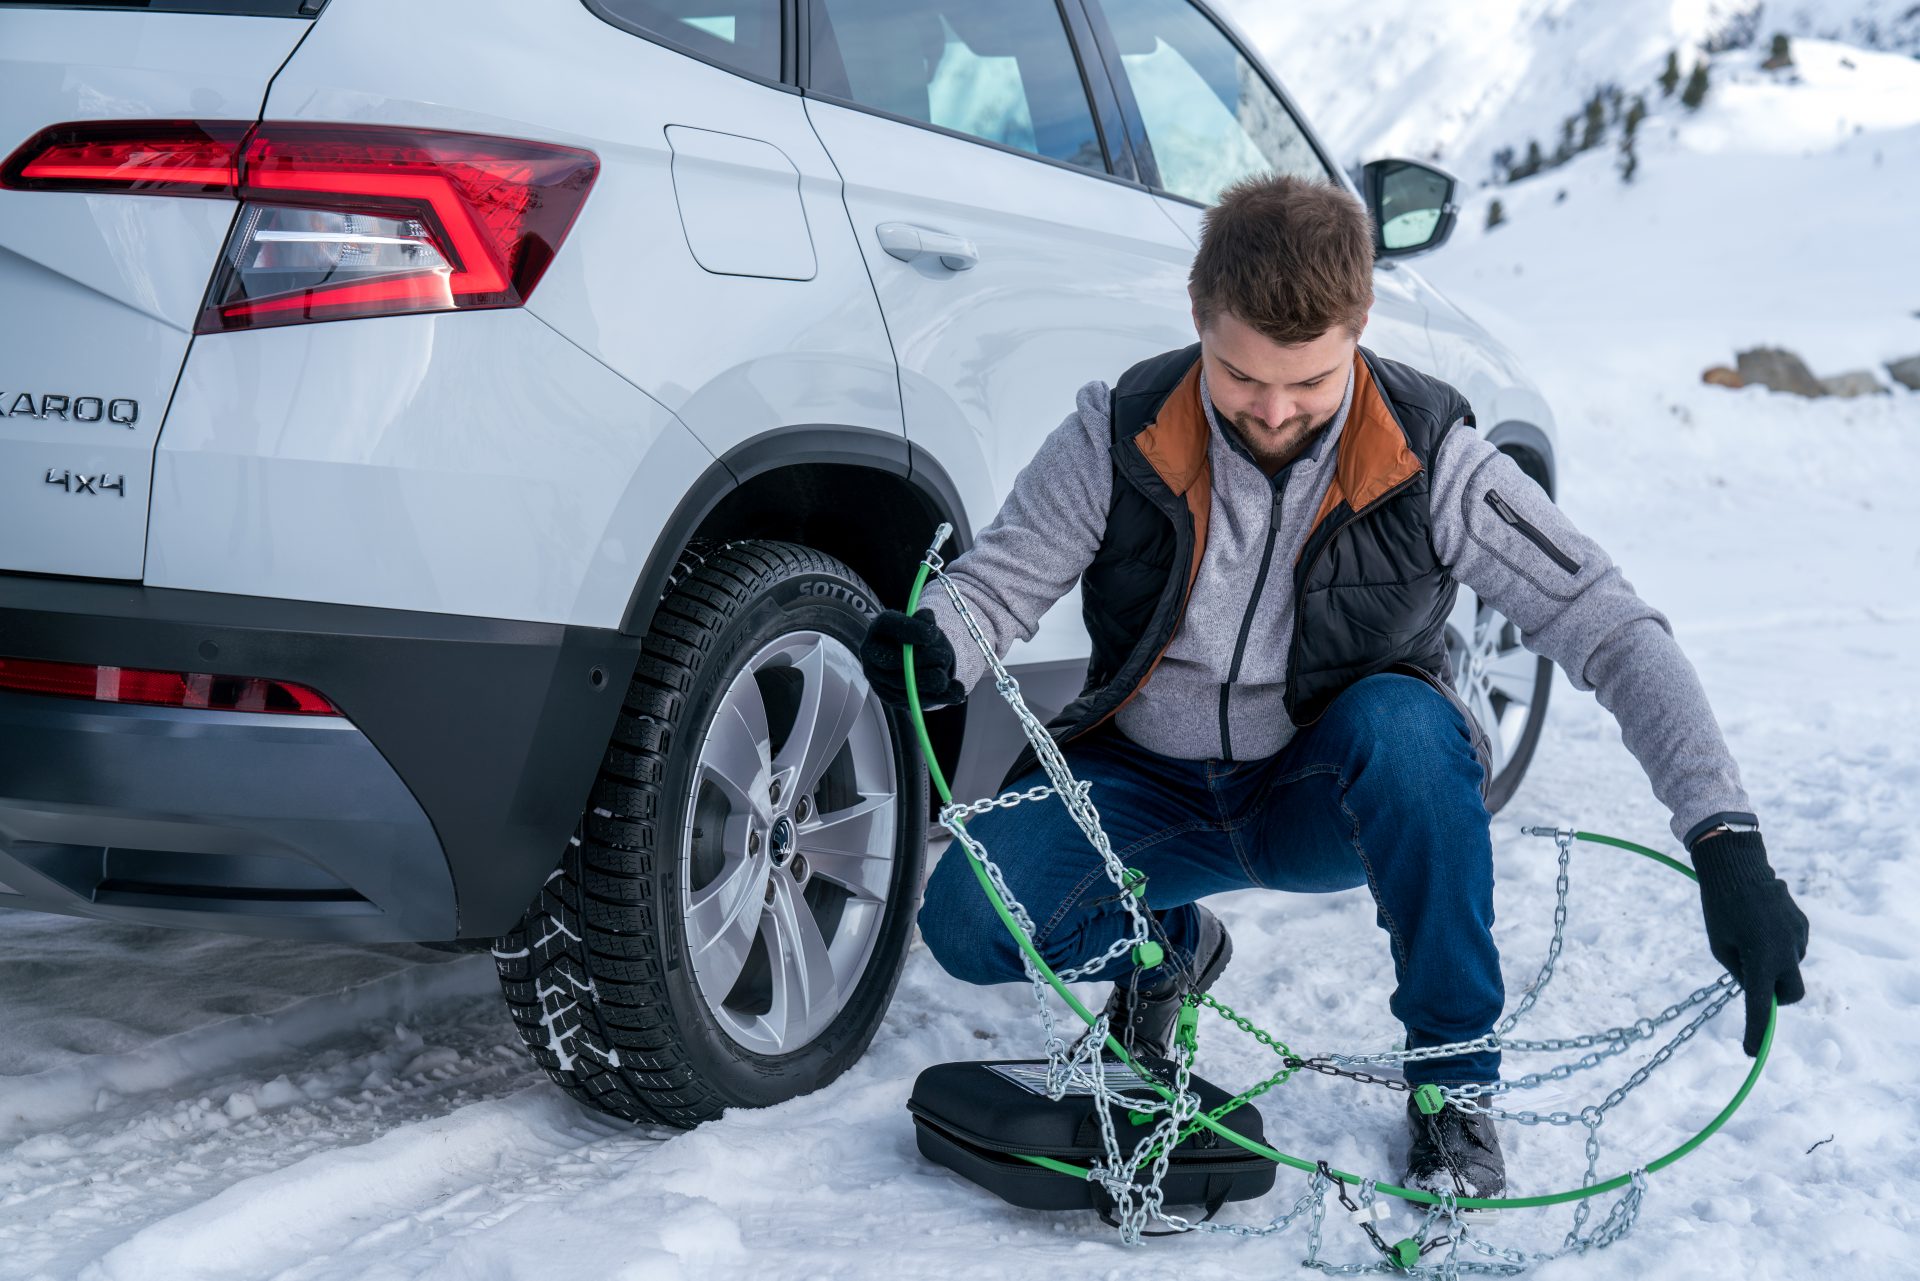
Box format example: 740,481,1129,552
2,9,1916,1280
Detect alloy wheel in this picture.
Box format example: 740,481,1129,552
680,631,898,1056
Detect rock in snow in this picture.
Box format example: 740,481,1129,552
1819,369,1890,397
1735,347,1826,397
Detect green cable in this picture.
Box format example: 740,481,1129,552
903,556,1775,1212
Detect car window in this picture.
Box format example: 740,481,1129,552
809,0,1106,174
1092,0,1328,204
588,1,783,81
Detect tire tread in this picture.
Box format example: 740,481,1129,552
494,539,912,1129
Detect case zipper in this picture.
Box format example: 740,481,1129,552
1484,489,1582,574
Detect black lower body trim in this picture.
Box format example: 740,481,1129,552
0,573,639,939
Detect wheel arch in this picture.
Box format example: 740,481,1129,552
619,424,977,795
1484,418,1557,498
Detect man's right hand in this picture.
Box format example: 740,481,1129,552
860,607,964,710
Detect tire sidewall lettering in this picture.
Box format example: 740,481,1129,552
772,574,878,622
707,572,874,681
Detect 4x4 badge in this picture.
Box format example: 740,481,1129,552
45,469,126,496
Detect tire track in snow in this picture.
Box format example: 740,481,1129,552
74,1090,655,1281
0,952,501,1144
0,957,591,1279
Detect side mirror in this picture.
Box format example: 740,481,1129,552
1360,158,1460,258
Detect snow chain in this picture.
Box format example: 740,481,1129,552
901,524,1776,1274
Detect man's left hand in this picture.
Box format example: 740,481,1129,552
1692,830,1810,1056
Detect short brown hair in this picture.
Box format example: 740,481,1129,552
1188,173,1375,345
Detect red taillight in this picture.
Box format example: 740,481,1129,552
1,120,599,331
0,656,340,716
209,125,599,331
0,120,247,196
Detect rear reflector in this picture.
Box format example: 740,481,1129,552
2,120,598,331
0,656,341,716
213,203,459,325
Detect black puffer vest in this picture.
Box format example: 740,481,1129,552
998,342,1489,792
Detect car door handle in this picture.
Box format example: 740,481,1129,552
875,222,978,271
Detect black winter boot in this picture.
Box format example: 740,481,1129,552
1403,1094,1507,1200
1077,906,1232,1060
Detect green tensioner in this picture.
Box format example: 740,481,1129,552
898,525,1776,1223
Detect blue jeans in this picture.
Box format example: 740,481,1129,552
918,672,1504,1086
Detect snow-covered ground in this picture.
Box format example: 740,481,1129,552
4,13,1917,1281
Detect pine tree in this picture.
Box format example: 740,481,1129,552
1555,117,1577,164
1659,50,1681,97
1762,32,1793,70
1625,94,1647,139
1582,94,1607,150
1522,139,1544,178
1487,199,1506,230
1505,141,1533,182
1617,133,1638,184
1681,60,1711,110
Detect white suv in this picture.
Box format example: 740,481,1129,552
0,0,1559,1127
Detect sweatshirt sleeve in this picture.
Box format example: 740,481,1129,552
1428,424,1756,848
921,379,1114,695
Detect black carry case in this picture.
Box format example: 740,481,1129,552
907,1058,1276,1220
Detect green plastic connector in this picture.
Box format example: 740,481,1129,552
1133,940,1165,969
1414,1083,1446,1115
1122,867,1148,897
1391,1238,1421,1269
1175,1001,1200,1053
1127,1110,1153,1126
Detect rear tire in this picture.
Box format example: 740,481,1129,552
1484,654,1551,813
494,539,927,1127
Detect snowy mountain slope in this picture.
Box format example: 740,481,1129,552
1220,0,1920,178
1410,35,1920,394
3,11,1918,1281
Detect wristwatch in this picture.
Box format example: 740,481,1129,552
1686,812,1761,848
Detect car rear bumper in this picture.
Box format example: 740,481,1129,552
0,573,639,941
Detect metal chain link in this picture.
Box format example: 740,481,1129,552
939,781,1082,823
1447,986,1736,1125
929,568,1153,986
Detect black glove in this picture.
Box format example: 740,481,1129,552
859,607,964,710
1692,830,1809,1056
